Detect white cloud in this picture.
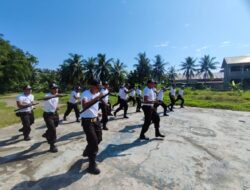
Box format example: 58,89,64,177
220,41,232,47
154,42,169,48
196,46,208,52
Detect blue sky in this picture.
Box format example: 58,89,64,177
1,0,250,71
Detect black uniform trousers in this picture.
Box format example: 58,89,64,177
100,102,108,127
136,96,142,112
154,101,167,114
19,111,34,138
82,118,102,160
114,99,128,117
64,102,80,119
43,112,59,145
168,94,176,111
127,96,136,106
140,105,160,136
112,96,121,108
175,95,184,107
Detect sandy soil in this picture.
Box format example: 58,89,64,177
0,106,249,190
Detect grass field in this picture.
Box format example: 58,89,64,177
0,89,249,128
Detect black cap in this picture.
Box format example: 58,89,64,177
49,83,58,89
75,86,81,90
147,79,155,84
89,79,101,86
23,85,32,90
102,81,108,85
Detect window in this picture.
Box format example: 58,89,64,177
244,65,250,72
230,66,242,72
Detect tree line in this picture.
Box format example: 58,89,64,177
0,35,219,93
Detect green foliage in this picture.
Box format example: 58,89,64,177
180,57,197,83
152,55,167,83
0,35,38,93
198,55,218,82
229,80,243,96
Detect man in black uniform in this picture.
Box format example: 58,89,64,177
127,84,136,106
140,80,165,140
136,86,142,112
16,85,35,141
114,83,131,119
63,86,81,122
100,81,110,130
43,83,61,153
81,79,103,175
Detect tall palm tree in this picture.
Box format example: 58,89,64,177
61,53,85,87
198,55,218,82
96,53,113,82
168,66,178,82
84,57,97,83
152,55,168,83
180,57,197,83
134,52,152,84
110,59,127,91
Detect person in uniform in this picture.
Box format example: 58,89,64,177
155,86,168,116
100,81,110,130
168,84,176,111
114,83,131,119
16,85,35,141
136,86,142,112
81,79,103,175
175,86,185,108
112,85,122,109
63,86,81,122
42,83,61,153
139,80,165,140
127,85,136,106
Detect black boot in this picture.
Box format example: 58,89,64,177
155,128,165,138
63,116,67,121
103,124,109,130
24,136,31,141
82,148,89,157
49,144,58,153
88,156,100,175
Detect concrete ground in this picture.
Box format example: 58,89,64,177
0,107,249,190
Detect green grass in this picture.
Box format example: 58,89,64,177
0,90,249,128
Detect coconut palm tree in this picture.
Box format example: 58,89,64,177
110,59,127,91
60,53,85,88
134,52,152,84
84,57,97,83
168,66,178,82
198,55,218,82
180,57,197,83
96,53,113,82
152,55,168,83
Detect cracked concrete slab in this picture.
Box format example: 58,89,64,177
0,107,250,190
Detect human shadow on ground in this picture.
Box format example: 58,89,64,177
118,124,142,133
0,131,84,165
97,138,159,162
11,158,88,190
0,134,23,147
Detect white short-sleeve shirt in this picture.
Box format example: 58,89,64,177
100,88,109,104
143,87,155,106
119,87,128,100
157,89,164,101
80,90,100,118
170,86,176,96
69,91,80,104
130,89,135,97
44,93,59,113
16,93,34,112
178,89,184,97
136,89,141,96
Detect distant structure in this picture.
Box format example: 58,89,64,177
221,56,250,89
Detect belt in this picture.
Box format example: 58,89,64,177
44,112,57,115
82,117,98,123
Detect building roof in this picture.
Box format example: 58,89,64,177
176,72,223,80
222,55,250,68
